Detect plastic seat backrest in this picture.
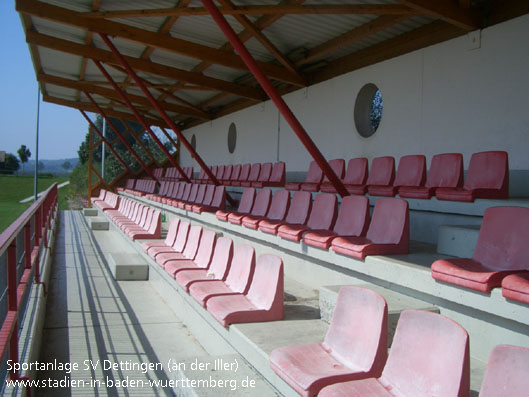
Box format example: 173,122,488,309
257,162,272,183
187,184,199,203
464,151,508,190
307,193,337,230
194,184,206,204
472,206,529,271
265,190,290,221
426,153,463,188
247,163,261,182
366,156,395,186
164,217,181,246
206,237,233,280
305,161,324,184
182,225,203,260
238,188,256,214
380,310,469,397
211,185,226,209
323,159,345,182
193,230,217,268
225,244,256,293
230,164,241,182
250,189,272,217
285,191,312,225
333,195,370,236
366,198,408,244
201,185,215,206
323,286,388,372
172,221,190,252
186,167,193,179
223,165,233,181
147,211,161,234
180,184,192,201
238,163,251,182
216,165,225,179
246,254,283,310
269,162,285,184
394,155,426,187
175,183,185,200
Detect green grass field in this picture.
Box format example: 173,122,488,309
0,175,69,234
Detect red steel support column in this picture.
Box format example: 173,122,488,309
79,110,136,177
201,0,349,198
92,59,191,184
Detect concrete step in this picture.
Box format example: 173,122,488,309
437,224,480,257
89,217,109,230
107,252,149,280
83,208,98,216
319,284,439,346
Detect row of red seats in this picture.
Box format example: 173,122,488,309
431,206,529,304
193,162,285,187
91,190,120,211
159,166,193,181
147,182,226,213
288,151,509,202
216,188,409,260
141,217,284,327
105,197,161,240
116,178,135,192
270,286,528,397
123,178,157,196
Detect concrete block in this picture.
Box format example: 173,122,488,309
83,208,98,216
437,224,480,258
108,253,149,280
319,285,439,346
89,217,109,230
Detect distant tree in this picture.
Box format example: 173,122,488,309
62,160,72,171
0,153,20,173
17,144,31,174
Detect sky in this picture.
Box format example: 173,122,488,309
0,1,89,161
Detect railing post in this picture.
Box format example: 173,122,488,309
24,222,31,269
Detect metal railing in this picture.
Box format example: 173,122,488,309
0,183,58,388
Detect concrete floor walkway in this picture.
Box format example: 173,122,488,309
36,211,208,396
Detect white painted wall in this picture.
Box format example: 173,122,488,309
181,14,529,175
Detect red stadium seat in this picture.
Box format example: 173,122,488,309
216,187,255,222
370,155,426,197
142,217,180,254
241,163,261,187
185,184,206,211
165,230,217,277
251,162,272,188
266,161,286,187
303,195,370,250
259,191,311,235
285,161,323,191
479,344,529,397
278,193,337,242
242,189,290,230
229,189,271,225
232,163,251,186
304,159,345,192
178,184,198,209
318,310,469,397
365,156,395,196
195,185,225,213
206,254,284,327
502,273,529,305
221,164,233,184
270,287,388,397
229,164,241,185
399,153,463,199
148,221,190,261
436,151,509,202
156,225,202,267
431,207,529,293
332,198,409,259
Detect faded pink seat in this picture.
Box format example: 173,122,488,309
303,195,370,250
175,236,233,290
278,193,337,242
241,163,261,187
195,185,225,213
286,161,323,191
192,185,215,213
399,153,463,199
332,198,409,259
165,230,216,277
148,221,190,261
242,189,290,230
189,244,255,307
228,164,241,185
270,287,388,397
251,162,272,188
436,151,509,202
302,159,345,192
259,191,311,235
216,187,255,222
185,184,206,211
142,217,180,254
502,273,529,305
232,163,251,186
221,164,233,184
127,209,162,240
370,155,426,197
319,309,470,397
321,158,368,194
206,254,283,327
365,156,396,196
479,344,529,397
171,183,191,207
264,161,286,187
229,189,271,226
178,184,198,209
90,189,106,204
156,225,202,267
432,207,529,293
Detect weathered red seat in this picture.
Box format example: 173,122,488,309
479,344,529,397
221,164,233,184
189,244,255,307
323,157,369,194
142,217,180,254
264,161,286,187
185,184,206,211
229,189,271,226
332,198,409,259
171,183,191,207
148,221,190,261
436,151,509,202
278,193,337,242
242,189,290,230
399,153,463,199
365,156,395,196
156,225,202,267
370,155,426,197
303,195,370,250
192,185,215,213
241,163,261,187
232,163,251,186
251,162,272,188
206,254,283,327
196,185,225,213
259,191,311,235
178,184,198,209
175,236,233,290
302,159,345,192
127,209,161,240
285,161,323,191
431,206,529,293
90,189,106,204
228,164,241,185
502,273,529,305
216,187,255,222
319,309,469,397
270,287,388,397
165,230,217,277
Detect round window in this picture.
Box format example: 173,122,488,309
354,83,383,138
190,134,196,150
227,122,237,153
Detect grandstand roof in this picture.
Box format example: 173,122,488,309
17,0,529,129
